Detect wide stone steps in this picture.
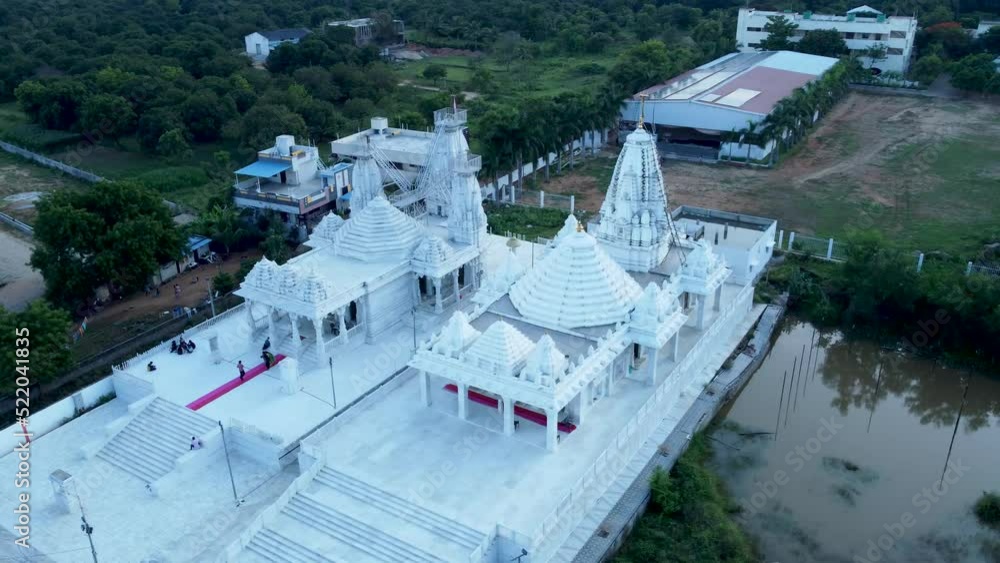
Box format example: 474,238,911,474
246,528,337,563
96,398,216,483
316,467,483,550
285,495,444,563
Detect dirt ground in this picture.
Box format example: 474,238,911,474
0,228,42,312
544,92,1000,255
72,249,264,358
0,154,85,223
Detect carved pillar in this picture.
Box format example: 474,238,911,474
314,317,326,361
545,408,559,453
338,307,348,343
503,396,514,436
419,370,431,407
245,301,256,335
433,277,443,313
289,314,301,353
457,382,468,420
452,269,460,301
697,294,707,330
714,284,723,312
363,289,374,344
671,332,680,361
647,346,659,386
411,273,421,307
266,306,277,343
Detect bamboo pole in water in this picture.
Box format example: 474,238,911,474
775,369,788,441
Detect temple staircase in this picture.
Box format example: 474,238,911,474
96,398,216,483
241,465,487,562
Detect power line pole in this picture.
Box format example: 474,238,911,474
328,357,338,409
219,421,241,508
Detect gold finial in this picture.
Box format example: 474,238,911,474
638,94,648,127
576,220,584,233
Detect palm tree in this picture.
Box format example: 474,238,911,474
741,120,760,165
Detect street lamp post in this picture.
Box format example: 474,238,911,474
328,356,338,409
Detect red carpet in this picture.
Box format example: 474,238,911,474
443,384,577,433
186,354,286,411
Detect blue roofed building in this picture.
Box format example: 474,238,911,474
233,135,358,236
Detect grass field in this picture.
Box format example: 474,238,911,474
546,93,1000,259
0,150,89,223
395,48,620,100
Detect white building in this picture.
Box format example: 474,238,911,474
736,6,917,73
244,28,311,61
619,51,839,162
0,109,778,563
327,17,405,47
974,21,999,38
233,135,357,231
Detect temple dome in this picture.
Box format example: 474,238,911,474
297,270,331,303
552,214,579,246
521,334,568,388
332,196,423,262
349,154,384,213
309,213,345,245
509,231,643,328
277,267,299,296
432,311,480,358
412,236,455,270
465,320,535,378
486,250,525,294
243,258,280,291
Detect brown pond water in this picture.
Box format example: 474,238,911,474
711,318,1000,563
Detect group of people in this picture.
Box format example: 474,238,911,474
170,338,197,355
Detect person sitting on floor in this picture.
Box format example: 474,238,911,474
187,339,196,351
169,340,178,353
147,361,157,372
189,436,203,450
262,337,271,351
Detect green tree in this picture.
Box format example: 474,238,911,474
760,15,798,51
0,301,74,396
79,94,136,144
911,54,945,84
137,108,183,152
950,53,1000,93
649,467,680,514
30,182,183,308
261,226,291,265
608,40,692,98
181,90,236,142
240,104,308,150
422,64,448,85
198,205,248,257
494,31,524,71
797,29,849,57
157,128,192,160
860,44,888,69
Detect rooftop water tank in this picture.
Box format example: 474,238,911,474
276,135,295,156
371,116,389,134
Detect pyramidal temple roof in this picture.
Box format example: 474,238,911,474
332,196,423,262
509,230,643,328
465,320,536,378
309,213,345,246
432,311,480,358
521,334,568,388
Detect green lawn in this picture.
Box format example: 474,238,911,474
396,49,619,101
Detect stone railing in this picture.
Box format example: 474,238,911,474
523,282,755,561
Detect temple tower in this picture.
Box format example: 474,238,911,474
447,153,487,248
594,96,674,272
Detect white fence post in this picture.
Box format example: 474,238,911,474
826,238,834,260
777,229,784,249
788,232,796,251
966,261,973,276
539,190,545,209
569,195,575,215
916,253,924,273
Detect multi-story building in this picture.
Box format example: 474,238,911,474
233,135,357,235
736,6,918,73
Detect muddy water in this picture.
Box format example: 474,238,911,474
712,318,1000,563
0,228,43,312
